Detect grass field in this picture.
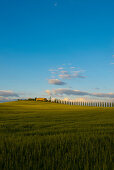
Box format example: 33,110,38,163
0,101,114,170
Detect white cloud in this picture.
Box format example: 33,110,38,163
45,90,52,96
48,79,66,85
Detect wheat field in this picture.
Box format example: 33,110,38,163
0,101,114,170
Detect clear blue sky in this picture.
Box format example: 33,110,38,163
0,0,114,101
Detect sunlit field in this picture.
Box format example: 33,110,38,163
0,101,114,170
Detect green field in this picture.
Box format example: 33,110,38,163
0,101,114,170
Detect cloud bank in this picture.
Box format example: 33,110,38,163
0,90,19,97
45,88,114,98
0,90,19,103
0,97,17,103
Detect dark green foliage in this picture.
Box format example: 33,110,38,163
0,101,114,170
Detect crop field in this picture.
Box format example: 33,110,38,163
0,101,114,170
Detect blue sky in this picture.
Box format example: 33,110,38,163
0,0,114,102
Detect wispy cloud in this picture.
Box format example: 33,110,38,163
58,67,64,70
48,69,58,72
92,92,114,98
60,70,68,74
70,67,75,69
45,88,114,98
59,71,86,79
48,79,66,85
94,88,100,90
48,65,86,86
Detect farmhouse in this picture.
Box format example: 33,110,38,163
35,98,47,102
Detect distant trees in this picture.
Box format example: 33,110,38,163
28,98,35,101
